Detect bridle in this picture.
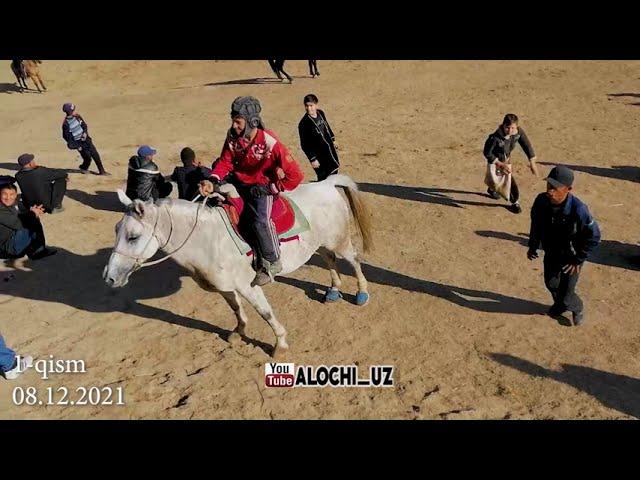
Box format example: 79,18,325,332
113,195,207,272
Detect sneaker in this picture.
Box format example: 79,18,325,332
252,270,273,287
29,247,57,260
487,188,500,200
572,310,585,326
79,168,89,175
251,260,283,287
51,206,65,214
509,203,522,214
4,355,33,380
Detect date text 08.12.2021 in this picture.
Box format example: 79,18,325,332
12,386,124,406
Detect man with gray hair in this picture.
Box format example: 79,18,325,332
200,96,304,286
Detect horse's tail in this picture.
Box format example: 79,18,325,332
325,174,373,254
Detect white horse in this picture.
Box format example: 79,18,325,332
103,174,373,357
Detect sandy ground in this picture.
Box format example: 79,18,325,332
0,60,639,419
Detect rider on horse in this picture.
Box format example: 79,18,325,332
199,96,304,286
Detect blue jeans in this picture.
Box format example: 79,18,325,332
0,336,17,373
8,228,35,257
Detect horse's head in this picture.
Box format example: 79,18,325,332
103,190,162,288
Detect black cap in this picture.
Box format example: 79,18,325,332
546,165,574,188
17,153,35,167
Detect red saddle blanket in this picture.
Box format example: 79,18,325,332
222,195,296,238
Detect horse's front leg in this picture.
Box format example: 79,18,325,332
237,284,288,357
220,290,248,343
37,74,47,91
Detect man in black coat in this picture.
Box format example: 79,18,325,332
171,147,212,200
298,93,340,181
14,153,68,214
125,145,173,202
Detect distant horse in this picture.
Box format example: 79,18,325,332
11,60,46,93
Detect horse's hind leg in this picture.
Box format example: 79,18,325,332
27,76,41,93
220,290,249,343
237,284,288,357
33,74,46,92
336,240,370,306
318,247,343,302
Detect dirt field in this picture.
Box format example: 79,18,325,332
0,60,639,419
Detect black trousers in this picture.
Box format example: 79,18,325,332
235,185,280,264
268,60,292,81
308,60,319,75
17,214,46,257
314,164,338,182
78,138,105,173
47,178,67,212
509,175,520,204
543,254,584,314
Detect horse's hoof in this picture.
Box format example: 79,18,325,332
228,332,243,344
355,291,370,306
272,344,289,359
323,288,343,303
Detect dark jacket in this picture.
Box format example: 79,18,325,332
298,109,340,173
483,126,535,164
126,156,173,202
528,193,601,264
62,114,90,150
171,165,211,200
15,166,68,211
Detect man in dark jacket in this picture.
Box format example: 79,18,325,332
527,166,601,326
483,113,539,214
14,153,68,214
61,103,110,176
125,145,173,202
0,183,56,260
171,147,211,200
298,93,340,181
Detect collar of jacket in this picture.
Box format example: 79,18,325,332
561,193,575,216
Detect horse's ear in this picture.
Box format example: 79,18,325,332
133,200,145,217
117,189,133,207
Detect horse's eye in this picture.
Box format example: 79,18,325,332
128,236,140,243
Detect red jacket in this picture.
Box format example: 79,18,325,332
210,129,303,193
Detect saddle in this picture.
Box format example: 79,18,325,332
212,184,304,256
